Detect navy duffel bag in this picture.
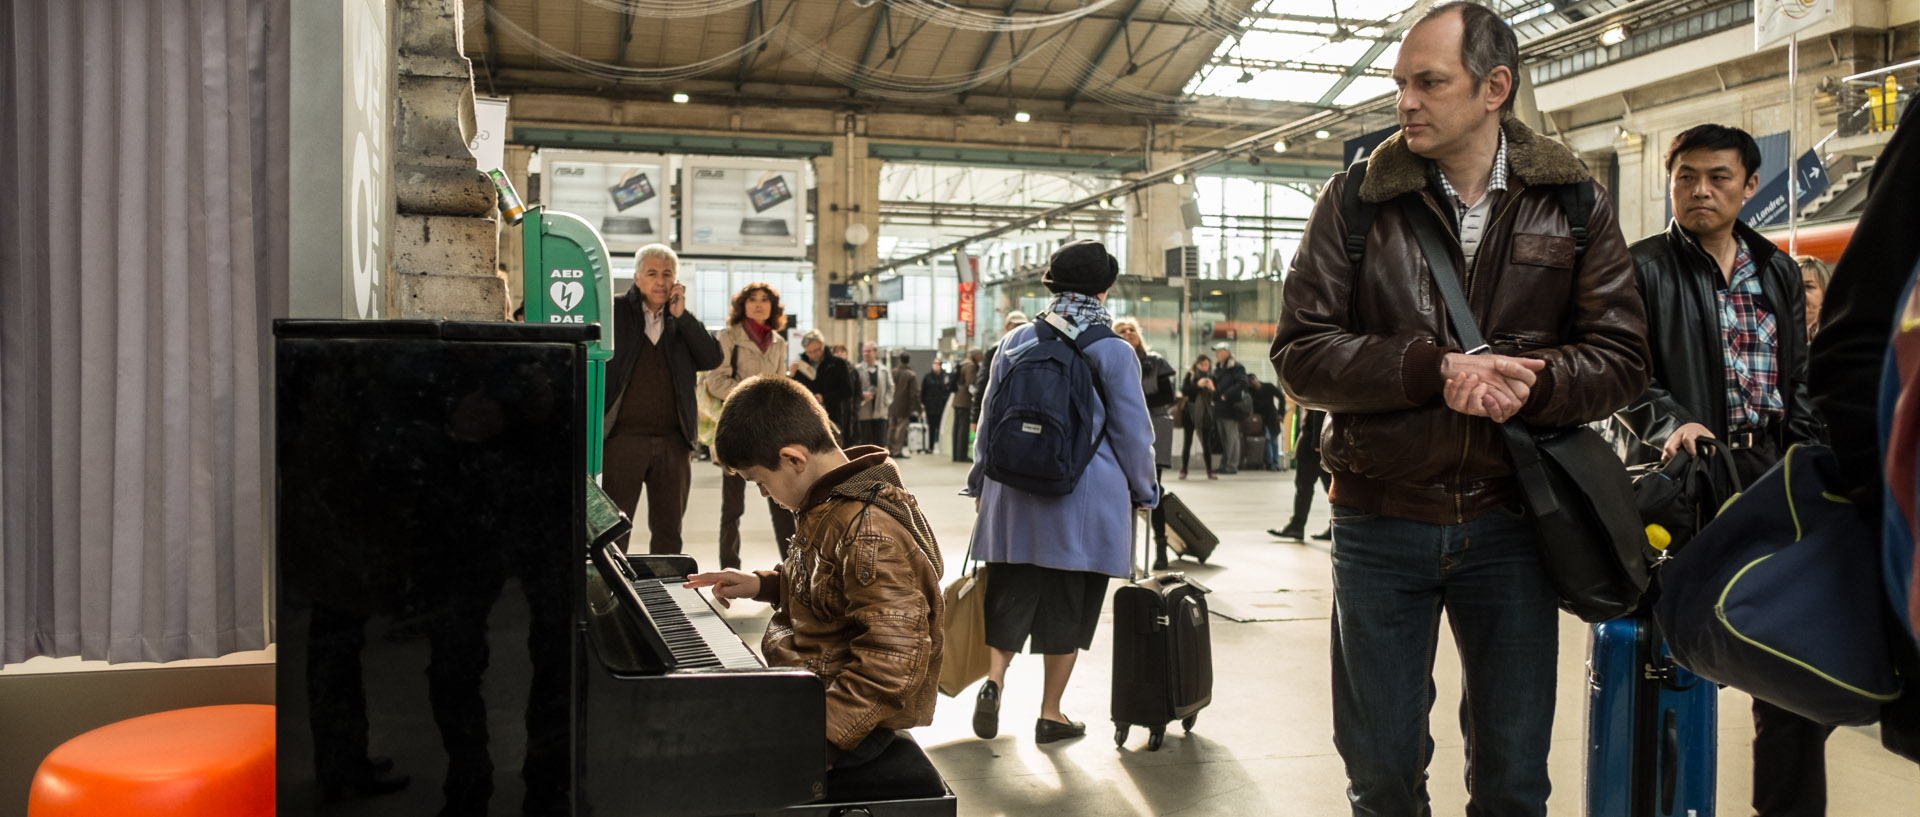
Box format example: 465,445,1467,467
1654,443,1903,725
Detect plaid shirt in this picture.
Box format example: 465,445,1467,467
1718,237,1785,430
1434,131,1509,266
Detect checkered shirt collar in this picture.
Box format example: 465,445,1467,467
1434,130,1510,207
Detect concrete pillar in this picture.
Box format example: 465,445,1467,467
389,0,503,320
808,121,881,349
1613,134,1652,240
1125,151,1191,280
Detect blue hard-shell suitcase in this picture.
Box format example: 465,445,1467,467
1584,616,1716,817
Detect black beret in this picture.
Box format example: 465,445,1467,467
1042,239,1119,295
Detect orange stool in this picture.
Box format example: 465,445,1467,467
28,704,274,817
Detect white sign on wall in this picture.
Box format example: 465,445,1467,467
542,150,673,254
469,96,509,174
343,0,390,319
681,158,809,258
1754,0,1833,48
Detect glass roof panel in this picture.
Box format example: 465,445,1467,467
1187,0,1421,105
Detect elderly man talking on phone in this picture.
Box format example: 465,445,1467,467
604,243,724,555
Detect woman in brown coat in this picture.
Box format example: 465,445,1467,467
704,282,798,568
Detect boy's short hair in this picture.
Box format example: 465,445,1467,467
713,376,839,472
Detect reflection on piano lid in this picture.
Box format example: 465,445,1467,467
739,217,792,237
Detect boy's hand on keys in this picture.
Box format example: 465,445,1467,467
683,570,759,609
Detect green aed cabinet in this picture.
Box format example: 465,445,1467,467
521,208,616,477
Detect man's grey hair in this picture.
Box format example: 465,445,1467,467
636,243,679,271
1419,2,1519,114
800,329,826,348
1004,310,1028,330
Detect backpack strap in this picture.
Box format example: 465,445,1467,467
1340,160,1375,267
1556,180,1597,264
1037,313,1117,447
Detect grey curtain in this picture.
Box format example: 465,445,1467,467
1,0,287,665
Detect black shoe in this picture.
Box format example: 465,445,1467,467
1152,557,1169,571
973,680,1001,739
1034,717,1087,744
1269,525,1305,541
1310,527,1332,541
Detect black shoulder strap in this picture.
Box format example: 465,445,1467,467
1340,160,1376,267
1401,200,1563,519
1556,181,1597,263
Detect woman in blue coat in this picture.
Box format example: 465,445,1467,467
965,239,1160,744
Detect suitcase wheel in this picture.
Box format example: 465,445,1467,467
1182,714,1197,733
1113,724,1129,747
1146,727,1165,752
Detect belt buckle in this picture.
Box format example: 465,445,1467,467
1728,430,1755,450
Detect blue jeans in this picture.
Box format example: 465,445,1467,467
1328,503,1559,817
1263,427,1281,469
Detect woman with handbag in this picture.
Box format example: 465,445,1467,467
704,282,799,569
1115,319,1178,568
1179,356,1217,480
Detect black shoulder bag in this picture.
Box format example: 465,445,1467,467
1401,199,1649,622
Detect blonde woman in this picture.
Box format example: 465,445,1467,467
705,282,799,568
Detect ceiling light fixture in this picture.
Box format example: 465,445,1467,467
1013,111,1031,123
1273,139,1288,153
1315,129,1332,140
1172,172,1186,185
671,92,690,103
1600,25,1627,46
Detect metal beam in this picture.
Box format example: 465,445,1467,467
734,0,762,90
1064,0,1150,110
512,126,834,158
957,0,1019,104
1214,57,1392,77
849,5,891,97
869,142,1146,173
613,0,634,67
1315,3,1423,106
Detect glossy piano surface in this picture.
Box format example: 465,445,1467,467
274,320,824,817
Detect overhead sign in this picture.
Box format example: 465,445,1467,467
682,158,809,258
543,150,671,254
1755,0,1833,48
1745,149,1829,230
469,97,508,176
1342,125,1400,167
959,280,977,341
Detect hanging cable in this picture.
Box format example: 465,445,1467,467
884,0,1127,32
484,4,782,83
571,0,760,19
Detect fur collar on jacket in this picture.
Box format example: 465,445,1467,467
1357,114,1592,204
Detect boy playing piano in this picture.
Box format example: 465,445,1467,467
684,375,945,768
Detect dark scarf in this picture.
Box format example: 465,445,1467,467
743,319,773,352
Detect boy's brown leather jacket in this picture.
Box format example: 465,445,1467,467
752,446,944,750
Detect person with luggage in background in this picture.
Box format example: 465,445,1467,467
888,352,920,458
1208,343,1250,475
1179,356,1217,480
1272,5,1649,813
1115,318,1179,570
706,282,799,570
967,240,1159,745
1269,398,1330,543
921,358,952,455
952,349,982,462
853,343,892,449
1611,124,1829,817
1248,373,1285,471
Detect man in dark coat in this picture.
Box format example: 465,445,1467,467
952,348,981,462
792,330,854,444
1208,343,1250,475
920,359,952,455
1248,373,1284,470
1612,124,1833,816
602,244,723,553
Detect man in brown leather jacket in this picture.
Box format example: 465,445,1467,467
686,376,944,768
1271,4,1649,814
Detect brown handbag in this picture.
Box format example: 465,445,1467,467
937,537,991,697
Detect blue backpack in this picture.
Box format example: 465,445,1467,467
981,314,1116,496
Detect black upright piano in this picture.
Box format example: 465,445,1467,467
274,320,825,817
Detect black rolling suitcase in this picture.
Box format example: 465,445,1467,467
1160,491,1219,564
1112,511,1213,751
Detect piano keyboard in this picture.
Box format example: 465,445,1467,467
631,578,765,670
